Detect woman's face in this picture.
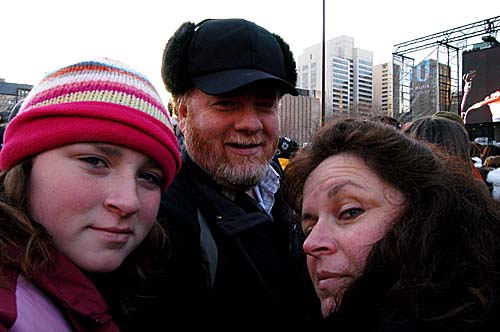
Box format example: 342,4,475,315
301,153,405,317
28,143,163,273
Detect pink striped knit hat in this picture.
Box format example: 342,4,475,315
0,58,181,190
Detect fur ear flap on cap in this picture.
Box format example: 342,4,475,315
272,33,297,89
162,19,298,97
161,21,197,96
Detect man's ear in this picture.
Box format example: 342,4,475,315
177,100,188,132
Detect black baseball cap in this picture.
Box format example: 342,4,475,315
186,19,298,96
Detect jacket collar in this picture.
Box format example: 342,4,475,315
32,249,115,327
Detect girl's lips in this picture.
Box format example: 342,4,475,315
92,226,132,233
91,226,132,243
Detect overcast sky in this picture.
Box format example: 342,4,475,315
1,0,497,102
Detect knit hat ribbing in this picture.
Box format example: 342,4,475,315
0,58,181,190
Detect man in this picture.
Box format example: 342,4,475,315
112,18,320,330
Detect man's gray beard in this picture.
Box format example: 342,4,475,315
212,158,269,190
187,142,269,190
183,113,274,191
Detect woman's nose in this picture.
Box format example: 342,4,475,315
303,221,337,258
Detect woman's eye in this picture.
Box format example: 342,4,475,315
302,226,313,237
301,220,315,237
339,207,364,220
80,156,107,167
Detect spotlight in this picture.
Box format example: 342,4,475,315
482,35,500,46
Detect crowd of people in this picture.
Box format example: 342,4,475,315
1,17,500,332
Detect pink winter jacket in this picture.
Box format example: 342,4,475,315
0,248,120,332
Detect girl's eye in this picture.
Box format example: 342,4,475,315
339,207,364,220
80,156,107,167
139,172,162,187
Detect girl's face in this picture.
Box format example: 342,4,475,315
28,143,163,273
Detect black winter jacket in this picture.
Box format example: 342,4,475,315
112,154,320,331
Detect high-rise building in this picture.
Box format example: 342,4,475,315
373,62,394,118
278,88,321,146
297,35,373,121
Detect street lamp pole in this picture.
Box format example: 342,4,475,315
321,0,326,126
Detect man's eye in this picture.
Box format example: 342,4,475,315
256,101,275,109
215,100,236,109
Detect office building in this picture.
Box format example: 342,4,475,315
297,35,373,121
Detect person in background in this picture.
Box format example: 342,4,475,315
486,165,500,201
431,111,485,171
481,144,500,163
0,58,181,331
281,118,500,331
460,69,500,138
369,114,402,130
487,91,500,121
483,155,500,168
478,165,494,193
464,90,500,123
432,110,465,127
109,18,320,330
469,141,483,168
403,116,485,182
483,156,500,200
460,70,476,119
274,136,300,170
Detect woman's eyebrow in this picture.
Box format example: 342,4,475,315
327,181,360,199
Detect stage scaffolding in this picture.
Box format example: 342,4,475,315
392,16,500,121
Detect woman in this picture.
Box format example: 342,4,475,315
282,118,500,331
402,116,488,185
0,58,181,331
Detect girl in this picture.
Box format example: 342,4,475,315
0,58,181,331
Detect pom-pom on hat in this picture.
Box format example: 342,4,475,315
276,136,299,159
162,18,298,96
0,58,181,190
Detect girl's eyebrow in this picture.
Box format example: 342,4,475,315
94,144,123,157
94,143,162,171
